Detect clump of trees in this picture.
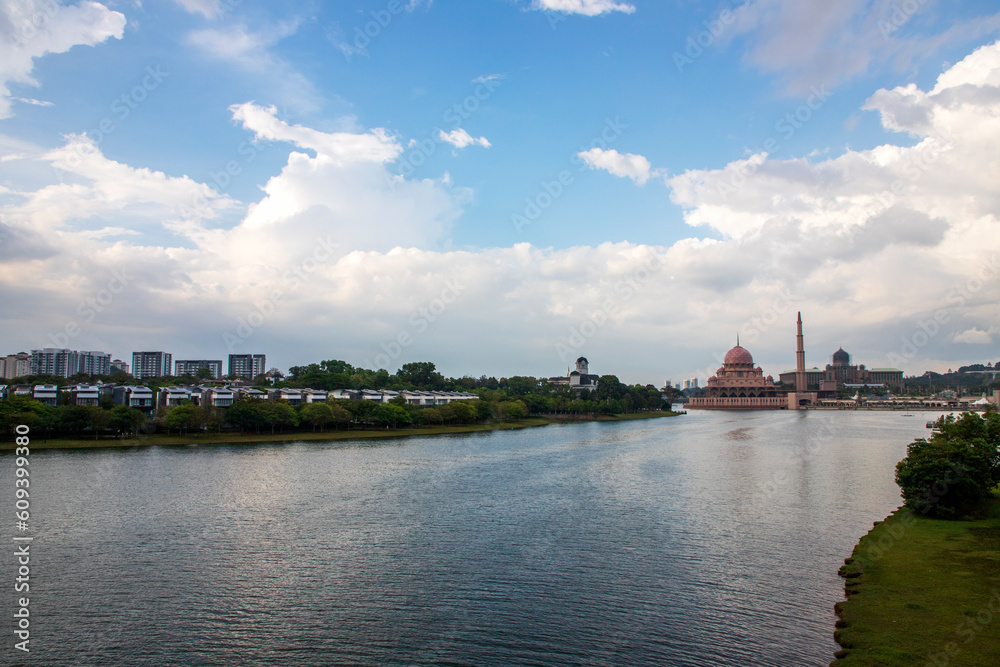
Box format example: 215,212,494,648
895,411,1000,518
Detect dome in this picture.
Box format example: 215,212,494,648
832,348,850,365
724,345,754,366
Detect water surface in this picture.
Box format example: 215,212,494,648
3,410,934,665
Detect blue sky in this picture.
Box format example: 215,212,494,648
2,0,1000,384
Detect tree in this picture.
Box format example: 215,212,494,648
162,403,204,435
300,403,334,432
596,375,626,402
108,406,147,437
895,412,1000,518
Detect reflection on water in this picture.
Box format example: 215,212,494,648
4,411,934,666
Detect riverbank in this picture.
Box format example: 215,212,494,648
1,410,681,451
832,495,1000,666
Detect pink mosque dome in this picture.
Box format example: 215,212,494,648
724,344,754,366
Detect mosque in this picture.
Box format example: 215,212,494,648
688,313,818,411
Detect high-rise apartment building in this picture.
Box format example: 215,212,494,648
228,354,266,379
175,359,223,379
3,353,31,379
132,351,172,379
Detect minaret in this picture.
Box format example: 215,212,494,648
795,312,807,393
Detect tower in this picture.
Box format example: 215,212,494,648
795,312,807,393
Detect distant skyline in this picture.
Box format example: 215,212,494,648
1,0,999,385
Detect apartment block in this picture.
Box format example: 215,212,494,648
132,352,172,379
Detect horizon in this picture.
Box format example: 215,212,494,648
2,1,1000,385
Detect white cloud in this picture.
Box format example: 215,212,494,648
437,129,491,150
724,0,1000,95
953,328,993,344
4,44,1000,379
172,0,224,20
13,96,53,107
578,148,653,185
231,102,402,166
186,20,318,112
533,0,636,16
0,0,126,118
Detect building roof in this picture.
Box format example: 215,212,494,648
724,345,753,366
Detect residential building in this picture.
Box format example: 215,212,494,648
132,352,172,379
0,385,7,401
301,389,329,404
201,386,234,408
78,351,111,376
157,386,193,410
174,359,223,379
3,353,30,379
268,388,303,405
112,386,155,415
228,354,266,379
110,359,130,375
32,384,60,407
236,388,267,401
65,384,101,406
31,348,78,377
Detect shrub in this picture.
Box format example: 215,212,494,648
895,412,1000,518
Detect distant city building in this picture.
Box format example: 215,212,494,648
569,357,599,391
110,359,130,375
30,348,77,377
78,351,111,376
175,359,223,379
821,348,903,389
132,352,172,379
688,341,786,410
228,354,266,379
689,378,699,389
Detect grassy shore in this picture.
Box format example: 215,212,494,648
1,410,681,451
832,494,1000,666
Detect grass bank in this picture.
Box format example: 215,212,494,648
1,410,681,451
832,494,1000,666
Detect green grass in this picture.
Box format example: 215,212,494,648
833,494,1000,666
1,411,681,451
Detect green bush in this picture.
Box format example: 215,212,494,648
895,412,1000,518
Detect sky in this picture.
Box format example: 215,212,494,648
1,0,999,385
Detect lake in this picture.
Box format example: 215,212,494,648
4,410,934,666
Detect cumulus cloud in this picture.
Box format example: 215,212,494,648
0,0,126,118
437,129,491,150
578,148,654,185
953,328,993,344
4,43,1000,379
533,0,636,16
723,0,1000,95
